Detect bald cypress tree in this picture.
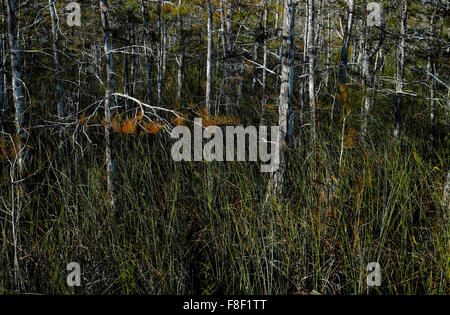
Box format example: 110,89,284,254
206,0,214,114
272,0,296,195
100,0,117,213
5,0,26,289
49,0,65,140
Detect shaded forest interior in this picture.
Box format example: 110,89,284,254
0,0,449,294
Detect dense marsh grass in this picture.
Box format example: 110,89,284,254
0,112,448,295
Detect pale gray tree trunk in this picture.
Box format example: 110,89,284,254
162,21,167,77
100,0,117,213
6,0,25,289
360,19,374,140
225,2,233,59
6,0,25,170
272,0,296,195
428,59,435,142
157,0,163,107
444,169,450,211
0,33,5,132
313,0,323,53
251,44,258,93
177,0,185,102
49,0,65,139
123,37,129,110
0,7,5,132
141,0,152,104
275,0,280,30
394,0,407,139
324,3,331,88
224,1,234,110
130,31,136,99
299,3,308,130
360,5,384,140
307,0,316,146
206,0,214,114
261,0,268,118
219,0,227,110
428,7,437,142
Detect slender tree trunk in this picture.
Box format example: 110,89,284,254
162,21,167,77
6,0,25,170
262,0,268,92
272,0,296,195
100,0,117,213
0,33,5,132
338,0,355,85
428,8,437,143
224,1,234,111
360,4,385,141
220,0,226,108
0,6,5,133
130,31,136,99
206,0,214,114
275,0,280,30
6,0,25,289
307,0,316,146
157,0,163,107
251,44,258,93
261,0,268,121
299,4,308,131
49,0,65,140
123,36,129,111
324,3,331,88
225,1,233,63
313,0,323,52
360,20,373,140
336,0,354,126
141,0,152,105
394,0,406,139
444,169,450,211
177,0,185,102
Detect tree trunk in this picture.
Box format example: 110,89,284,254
307,0,316,146
206,0,214,114
0,33,5,132
100,0,117,213
324,2,331,88
177,0,185,102
272,0,296,195
261,0,268,120
6,0,25,289
141,0,152,105
444,169,450,211
338,0,355,85
49,0,65,140
251,43,258,93
275,0,280,30
6,0,25,171
162,21,167,77
428,7,437,143
157,0,163,107
394,0,406,139
223,1,234,111
130,31,136,99
360,20,373,140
